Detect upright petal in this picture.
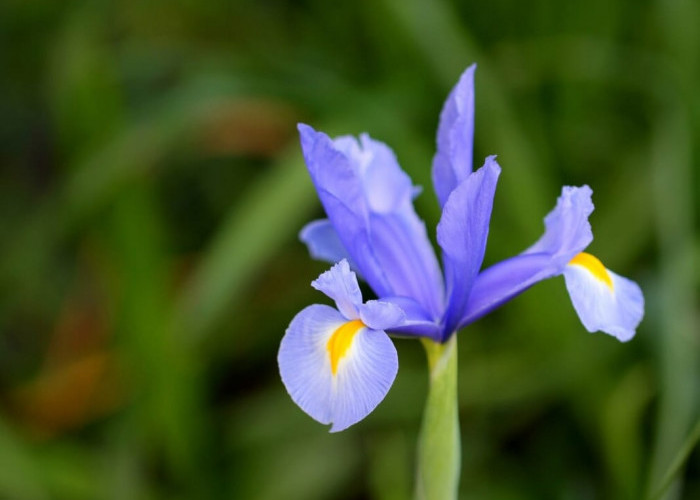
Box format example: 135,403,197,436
524,185,594,265
334,134,415,215
298,124,444,318
366,212,444,318
461,186,595,327
343,134,445,316
432,64,476,208
278,304,398,432
311,259,362,320
437,157,500,338
564,253,644,341
298,124,390,296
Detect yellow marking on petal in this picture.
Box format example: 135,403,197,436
327,319,365,375
569,252,614,290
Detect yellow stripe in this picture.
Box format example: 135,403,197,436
569,252,613,290
327,319,365,375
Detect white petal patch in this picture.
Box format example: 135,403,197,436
563,257,644,342
278,304,398,432
278,305,342,425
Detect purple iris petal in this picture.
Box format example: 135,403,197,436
564,261,644,342
298,124,445,319
432,64,476,208
437,156,501,337
524,185,594,266
311,260,363,320
333,134,416,214
327,326,398,432
367,213,444,318
459,252,554,326
278,303,399,432
359,300,406,331
299,219,353,267
459,186,594,327
278,304,344,426
299,125,391,295
379,296,444,340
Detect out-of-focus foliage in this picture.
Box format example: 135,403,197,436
0,0,698,499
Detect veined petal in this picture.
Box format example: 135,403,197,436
460,185,594,328
339,133,445,316
359,300,405,331
564,253,644,341
378,296,443,340
524,185,594,266
278,304,342,426
437,156,500,337
367,213,444,318
432,64,476,208
298,123,444,318
334,134,415,214
278,304,398,432
311,259,362,320
298,124,391,296
460,253,553,326
329,323,398,432
299,219,352,266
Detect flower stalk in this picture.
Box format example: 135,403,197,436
415,335,460,500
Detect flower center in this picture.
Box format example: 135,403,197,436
569,252,613,290
327,320,365,375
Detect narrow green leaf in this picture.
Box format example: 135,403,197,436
175,148,316,341
649,417,700,500
647,101,698,500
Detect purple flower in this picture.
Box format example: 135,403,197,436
278,64,644,431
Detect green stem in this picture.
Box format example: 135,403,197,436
415,335,460,500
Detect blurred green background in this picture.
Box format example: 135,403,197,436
1,0,698,499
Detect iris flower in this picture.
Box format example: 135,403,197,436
278,65,644,432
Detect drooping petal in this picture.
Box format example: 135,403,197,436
329,325,398,432
299,219,352,266
432,64,476,208
298,123,444,318
278,304,398,432
437,156,501,337
564,253,644,341
460,186,595,327
278,304,342,426
311,259,362,320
